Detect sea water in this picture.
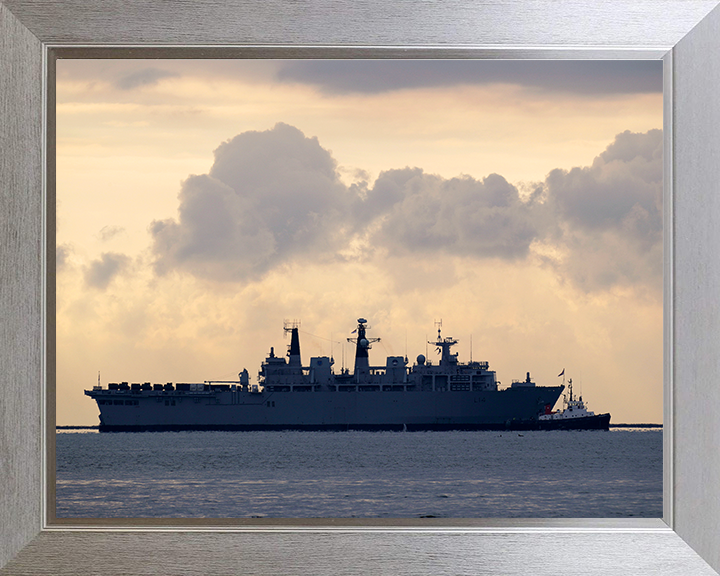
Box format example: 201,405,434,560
55,429,661,518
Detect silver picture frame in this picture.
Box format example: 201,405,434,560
2,1,720,574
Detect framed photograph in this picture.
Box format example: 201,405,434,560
2,1,720,574
51,56,664,521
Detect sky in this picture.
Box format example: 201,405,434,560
56,59,663,425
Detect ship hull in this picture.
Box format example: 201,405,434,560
88,386,565,432
97,422,546,432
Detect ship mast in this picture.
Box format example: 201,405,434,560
430,320,459,370
347,318,380,382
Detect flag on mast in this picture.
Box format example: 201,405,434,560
558,368,565,377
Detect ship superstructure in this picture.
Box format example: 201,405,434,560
85,319,566,432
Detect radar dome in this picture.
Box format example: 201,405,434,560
360,338,369,348
417,354,426,365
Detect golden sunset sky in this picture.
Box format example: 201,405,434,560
56,59,663,425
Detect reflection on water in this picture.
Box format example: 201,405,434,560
56,429,662,518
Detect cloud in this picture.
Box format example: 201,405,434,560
548,129,662,232
150,123,661,294
150,123,351,281
358,169,548,260
56,244,72,271
84,252,131,289
276,61,662,96
114,68,179,90
543,129,663,292
98,225,125,241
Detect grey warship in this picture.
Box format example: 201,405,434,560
85,319,565,432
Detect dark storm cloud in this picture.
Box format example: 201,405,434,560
276,61,662,95
150,123,350,281
150,123,661,293
84,252,131,289
114,68,180,90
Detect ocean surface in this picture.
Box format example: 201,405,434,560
56,429,661,518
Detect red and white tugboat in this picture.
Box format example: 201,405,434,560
537,376,611,430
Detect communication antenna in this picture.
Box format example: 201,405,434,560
434,318,443,340
579,368,583,400
470,334,473,363
283,319,301,336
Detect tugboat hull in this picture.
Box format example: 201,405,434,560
509,413,611,431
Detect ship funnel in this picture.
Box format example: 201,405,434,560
287,327,301,367
284,320,302,369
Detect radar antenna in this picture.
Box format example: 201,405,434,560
347,318,381,349
347,318,380,381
